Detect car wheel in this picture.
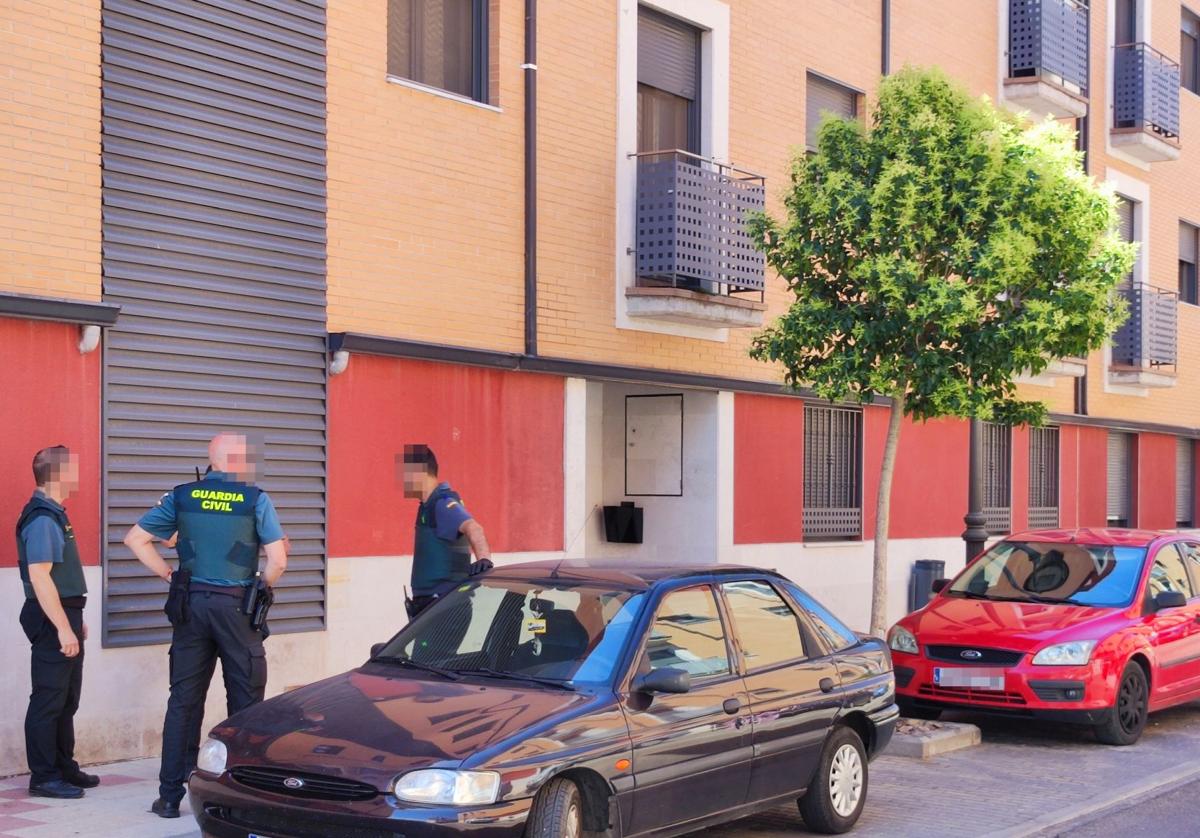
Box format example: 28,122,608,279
526,777,584,838
798,726,868,834
1094,661,1149,746
897,698,942,721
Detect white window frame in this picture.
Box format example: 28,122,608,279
1104,169,1153,397
1104,0,1153,170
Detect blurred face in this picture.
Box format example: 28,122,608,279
400,462,427,499
212,433,258,482
58,455,81,496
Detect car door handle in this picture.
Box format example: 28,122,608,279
819,677,836,694
722,698,741,715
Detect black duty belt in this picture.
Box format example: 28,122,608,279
60,596,87,609
190,582,246,599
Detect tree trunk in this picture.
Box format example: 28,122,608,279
870,391,906,637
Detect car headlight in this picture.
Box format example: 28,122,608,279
1032,640,1097,666
888,625,918,655
393,769,501,806
196,738,228,775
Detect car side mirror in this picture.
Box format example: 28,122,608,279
370,642,387,659
1155,591,1187,611
931,578,950,594
633,667,692,695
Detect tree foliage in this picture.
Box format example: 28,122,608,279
750,67,1136,425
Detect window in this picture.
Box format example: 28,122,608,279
803,405,862,541
1148,544,1195,600
1115,0,1138,45
1028,426,1060,529
1107,432,1133,527
1180,221,1199,305
983,422,1012,535
1178,437,1196,527
637,7,700,154
387,0,487,102
640,587,730,680
721,581,807,670
781,582,858,651
1183,8,1200,95
806,72,858,151
1116,195,1137,286
1180,543,1200,588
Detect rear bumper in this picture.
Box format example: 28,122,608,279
189,772,531,838
867,702,899,758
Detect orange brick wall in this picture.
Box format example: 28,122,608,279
0,0,101,302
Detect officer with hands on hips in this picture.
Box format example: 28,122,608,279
123,432,287,819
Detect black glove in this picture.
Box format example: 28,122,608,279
469,558,494,576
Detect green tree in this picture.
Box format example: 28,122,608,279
751,67,1135,636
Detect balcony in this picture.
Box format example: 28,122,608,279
632,150,767,329
1003,0,1090,119
1111,43,1181,163
1109,283,1178,388
1016,355,1087,386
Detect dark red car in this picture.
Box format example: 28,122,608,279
188,561,897,837
889,529,1200,745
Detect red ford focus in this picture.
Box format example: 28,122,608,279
888,529,1200,745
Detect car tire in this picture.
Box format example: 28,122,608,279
526,777,585,838
1094,661,1149,746
897,698,942,721
798,725,869,834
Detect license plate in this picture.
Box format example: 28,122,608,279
933,667,1005,690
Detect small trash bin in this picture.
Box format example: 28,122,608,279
908,559,946,613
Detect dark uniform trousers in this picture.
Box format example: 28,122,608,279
19,598,85,785
159,589,267,804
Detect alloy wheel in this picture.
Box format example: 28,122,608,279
828,742,864,817
1117,671,1146,734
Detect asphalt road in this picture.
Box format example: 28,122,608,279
1051,777,1200,838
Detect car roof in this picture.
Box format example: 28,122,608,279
1003,527,1183,548
485,559,774,588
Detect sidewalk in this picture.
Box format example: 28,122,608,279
2,701,1199,837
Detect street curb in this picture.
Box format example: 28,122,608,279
988,760,1200,838
887,721,981,759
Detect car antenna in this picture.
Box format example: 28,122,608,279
553,505,598,579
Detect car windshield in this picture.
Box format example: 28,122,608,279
375,578,647,687
947,541,1148,608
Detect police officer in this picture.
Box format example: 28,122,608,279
124,432,287,819
17,445,98,799
399,445,493,618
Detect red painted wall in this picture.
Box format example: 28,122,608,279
327,356,564,557
863,407,969,540
1059,425,1079,529
1136,433,1176,530
1010,426,1030,533
1073,426,1109,528
733,394,804,544
0,317,101,568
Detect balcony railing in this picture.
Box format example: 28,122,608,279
635,150,766,300
1112,283,1178,368
1008,0,1089,94
1113,43,1181,140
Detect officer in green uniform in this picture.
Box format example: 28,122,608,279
124,432,287,819
17,446,98,799
399,445,493,618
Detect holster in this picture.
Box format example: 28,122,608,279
164,568,192,626
250,581,274,635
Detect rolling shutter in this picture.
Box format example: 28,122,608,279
982,422,1012,535
1028,426,1060,530
1116,196,1135,285
638,7,699,100
806,73,858,149
1107,432,1132,525
101,0,328,647
1178,437,1195,527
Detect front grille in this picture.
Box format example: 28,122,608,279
925,645,1025,667
230,766,379,802
210,805,399,838
918,684,1027,705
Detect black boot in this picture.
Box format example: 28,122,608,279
151,797,181,818
62,770,100,788
29,779,84,799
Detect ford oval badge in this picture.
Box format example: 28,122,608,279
960,650,983,660
283,777,305,790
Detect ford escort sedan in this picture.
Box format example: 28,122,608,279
889,529,1200,745
189,561,897,837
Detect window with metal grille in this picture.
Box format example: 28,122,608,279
387,0,488,102
1183,8,1200,95
1028,427,1060,530
806,72,859,151
803,406,862,541
983,423,1012,535
1181,221,1199,305
1107,432,1133,527
1178,437,1195,527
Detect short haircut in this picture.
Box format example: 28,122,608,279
401,444,439,476
32,445,72,487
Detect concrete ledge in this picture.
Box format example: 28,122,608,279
1110,127,1182,163
1001,77,1089,120
887,719,981,759
1108,365,1177,388
625,286,765,328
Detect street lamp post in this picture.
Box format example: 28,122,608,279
962,418,988,563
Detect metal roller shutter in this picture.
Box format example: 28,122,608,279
806,73,858,149
638,7,699,100
1177,437,1195,527
1107,432,1132,526
982,422,1012,535
101,0,327,647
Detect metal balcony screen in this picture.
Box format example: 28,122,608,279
806,73,858,150
1028,426,1060,530
1112,284,1178,368
1113,43,1181,139
803,406,862,541
983,422,1012,535
636,152,766,295
1178,437,1195,527
1008,0,1089,93
1107,432,1132,526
